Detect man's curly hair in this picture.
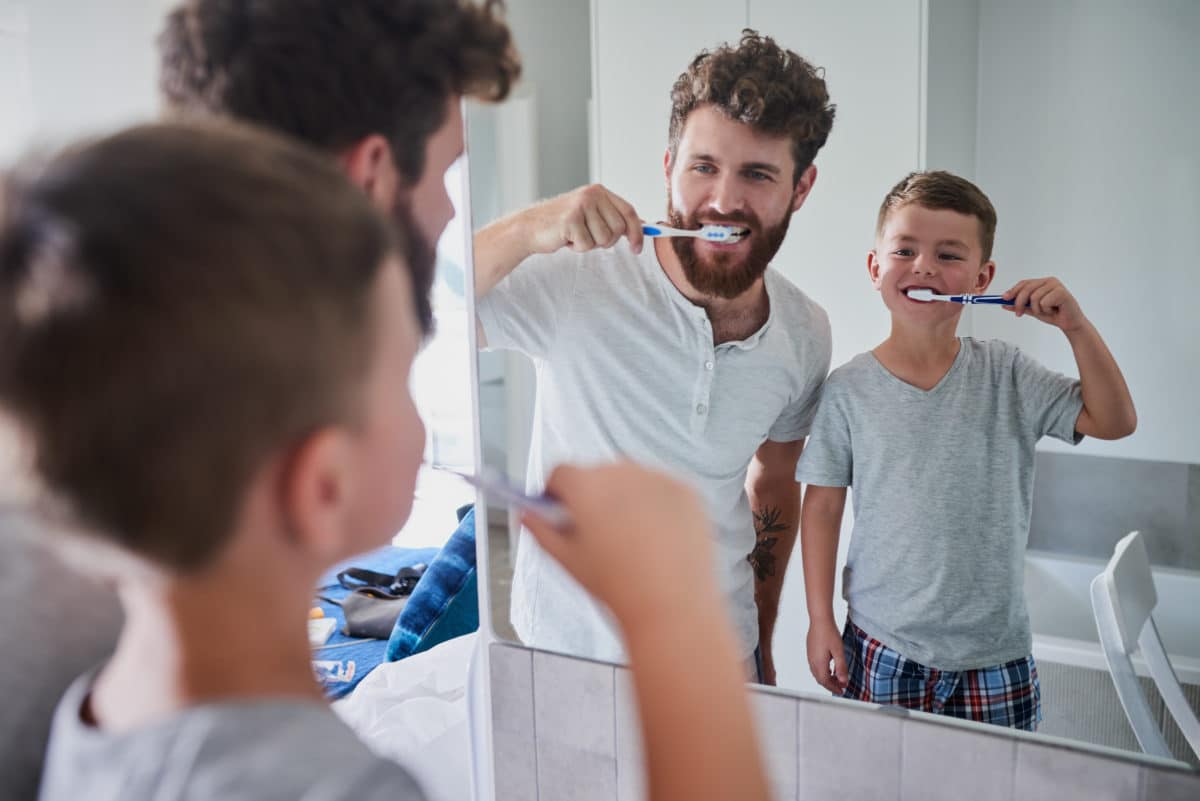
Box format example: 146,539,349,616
158,0,520,335
668,30,835,183
159,0,521,186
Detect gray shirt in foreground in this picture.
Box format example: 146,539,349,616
797,338,1083,670
0,522,121,801
38,673,425,801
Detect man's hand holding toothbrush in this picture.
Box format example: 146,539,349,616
474,183,644,298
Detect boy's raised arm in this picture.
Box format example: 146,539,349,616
1003,278,1137,440
801,484,849,693
523,463,771,801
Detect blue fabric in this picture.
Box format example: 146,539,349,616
312,545,441,700
309,506,479,699
386,506,478,661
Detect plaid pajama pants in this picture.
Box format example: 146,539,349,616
841,620,1042,731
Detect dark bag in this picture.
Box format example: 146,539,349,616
321,564,428,639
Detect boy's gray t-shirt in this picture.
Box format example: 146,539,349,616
797,338,1083,670
0,523,121,801
38,673,425,801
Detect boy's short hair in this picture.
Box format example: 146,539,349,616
876,171,998,262
667,29,836,184
159,0,520,186
0,121,398,572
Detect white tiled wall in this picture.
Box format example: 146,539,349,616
753,691,800,801
613,668,643,801
490,643,538,800
489,643,1200,801
532,650,617,801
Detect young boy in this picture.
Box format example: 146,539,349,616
798,171,1136,730
0,121,769,801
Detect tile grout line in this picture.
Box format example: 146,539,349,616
529,650,540,801
611,664,620,801
1004,735,1017,801
793,697,802,801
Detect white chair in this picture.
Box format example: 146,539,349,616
1090,530,1200,762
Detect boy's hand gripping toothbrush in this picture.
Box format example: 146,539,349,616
641,223,747,243
905,288,1031,307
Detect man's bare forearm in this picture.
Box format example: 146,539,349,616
474,212,537,298
746,440,804,631
748,492,799,628
474,183,645,299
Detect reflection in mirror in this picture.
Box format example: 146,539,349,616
472,0,1198,768
0,0,479,778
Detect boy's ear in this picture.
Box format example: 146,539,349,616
340,134,400,214
974,260,996,293
278,427,357,562
790,164,818,213
866,250,883,290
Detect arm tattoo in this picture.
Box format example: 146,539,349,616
747,506,787,582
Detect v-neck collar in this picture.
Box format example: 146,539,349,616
868,337,968,398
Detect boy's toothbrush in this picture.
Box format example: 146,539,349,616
437,466,573,530
641,223,747,243
905,288,1030,307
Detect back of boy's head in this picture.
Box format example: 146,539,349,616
0,121,399,573
876,171,998,262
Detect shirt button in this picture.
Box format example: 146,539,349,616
704,360,714,370
696,403,707,415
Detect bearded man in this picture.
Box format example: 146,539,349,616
474,30,835,684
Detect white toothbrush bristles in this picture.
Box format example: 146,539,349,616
642,223,748,242
699,224,747,242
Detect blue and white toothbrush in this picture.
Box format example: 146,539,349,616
641,223,747,243
437,466,573,530
905,288,1030,307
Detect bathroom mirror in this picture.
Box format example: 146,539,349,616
1,0,478,544
472,0,1199,767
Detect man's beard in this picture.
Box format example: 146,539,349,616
391,201,437,336
666,200,791,300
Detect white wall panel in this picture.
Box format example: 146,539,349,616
747,0,924,693
973,1,1200,464
592,0,747,218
